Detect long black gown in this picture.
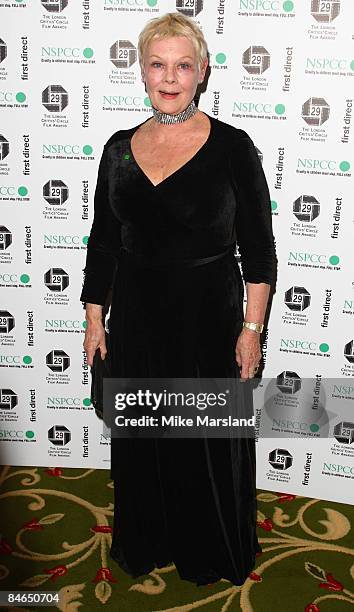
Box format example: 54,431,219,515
80,114,276,586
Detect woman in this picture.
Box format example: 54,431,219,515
81,12,276,587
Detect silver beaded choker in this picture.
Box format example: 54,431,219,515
152,100,198,125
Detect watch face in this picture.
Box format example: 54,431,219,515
244,322,263,332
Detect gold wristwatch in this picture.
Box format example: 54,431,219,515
243,321,264,334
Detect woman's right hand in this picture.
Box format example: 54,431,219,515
83,304,107,367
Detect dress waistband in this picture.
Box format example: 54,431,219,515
119,245,235,269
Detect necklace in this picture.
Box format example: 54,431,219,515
152,100,198,125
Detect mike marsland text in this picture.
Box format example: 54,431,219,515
114,415,255,428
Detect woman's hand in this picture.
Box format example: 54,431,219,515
235,327,261,380
83,304,106,367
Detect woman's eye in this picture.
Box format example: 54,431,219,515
152,62,163,68
179,63,191,69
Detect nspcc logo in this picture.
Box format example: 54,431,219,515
43,180,69,205
285,286,311,311
46,350,70,372
110,41,136,69
0,311,15,334
269,448,293,470
44,268,69,292
344,341,354,364
333,421,354,444
293,195,320,222
0,39,7,64
0,227,12,250
0,389,18,410
242,46,270,75
0,135,9,160
42,0,68,12
45,318,83,331
239,1,295,12
311,0,340,22
42,47,94,60
302,97,330,126
48,425,71,446
176,0,204,17
42,85,68,113
276,371,301,394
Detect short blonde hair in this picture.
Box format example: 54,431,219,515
138,12,208,69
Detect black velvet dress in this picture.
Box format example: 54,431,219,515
80,114,276,586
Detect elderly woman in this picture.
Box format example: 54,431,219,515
81,12,276,587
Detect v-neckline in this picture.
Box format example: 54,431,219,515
128,113,214,189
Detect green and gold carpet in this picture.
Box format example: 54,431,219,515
0,465,353,611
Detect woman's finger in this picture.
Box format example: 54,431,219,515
83,327,105,367
240,357,260,380
241,359,251,380
85,349,95,367
99,340,107,360
235,347,242,367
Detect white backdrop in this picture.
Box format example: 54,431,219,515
0,0,353,504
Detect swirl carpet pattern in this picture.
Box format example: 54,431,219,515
0,466,353,611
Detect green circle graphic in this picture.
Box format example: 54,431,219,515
82,320,87,329
20,274,30,284
146,0,157,5
215,53,226,65
271,200,278,211
283,1,294,12
23,355,32,364
144,97,152,107
319,343,329,353
16,92,26,103
83,398,92,407
310,423,319,432
329,255,340,265
26,430,35,439
18,186,28,196
83,48,94,59
83,145,93,156
350,60,354,71
275,104,286,115
339,160,350,172
82,236,89,245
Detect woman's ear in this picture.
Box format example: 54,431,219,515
199,57,208,83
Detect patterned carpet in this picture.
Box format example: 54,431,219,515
0,465,353,611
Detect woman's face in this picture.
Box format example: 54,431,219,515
142,35,207,115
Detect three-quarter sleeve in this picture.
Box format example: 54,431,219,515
229,131,277,285
80,145,122,305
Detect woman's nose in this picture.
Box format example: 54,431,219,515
164,66,177,83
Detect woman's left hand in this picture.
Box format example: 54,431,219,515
235,327,261,380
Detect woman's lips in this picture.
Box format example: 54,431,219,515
159,91,179,99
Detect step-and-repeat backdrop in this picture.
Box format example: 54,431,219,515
1,0,353,504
